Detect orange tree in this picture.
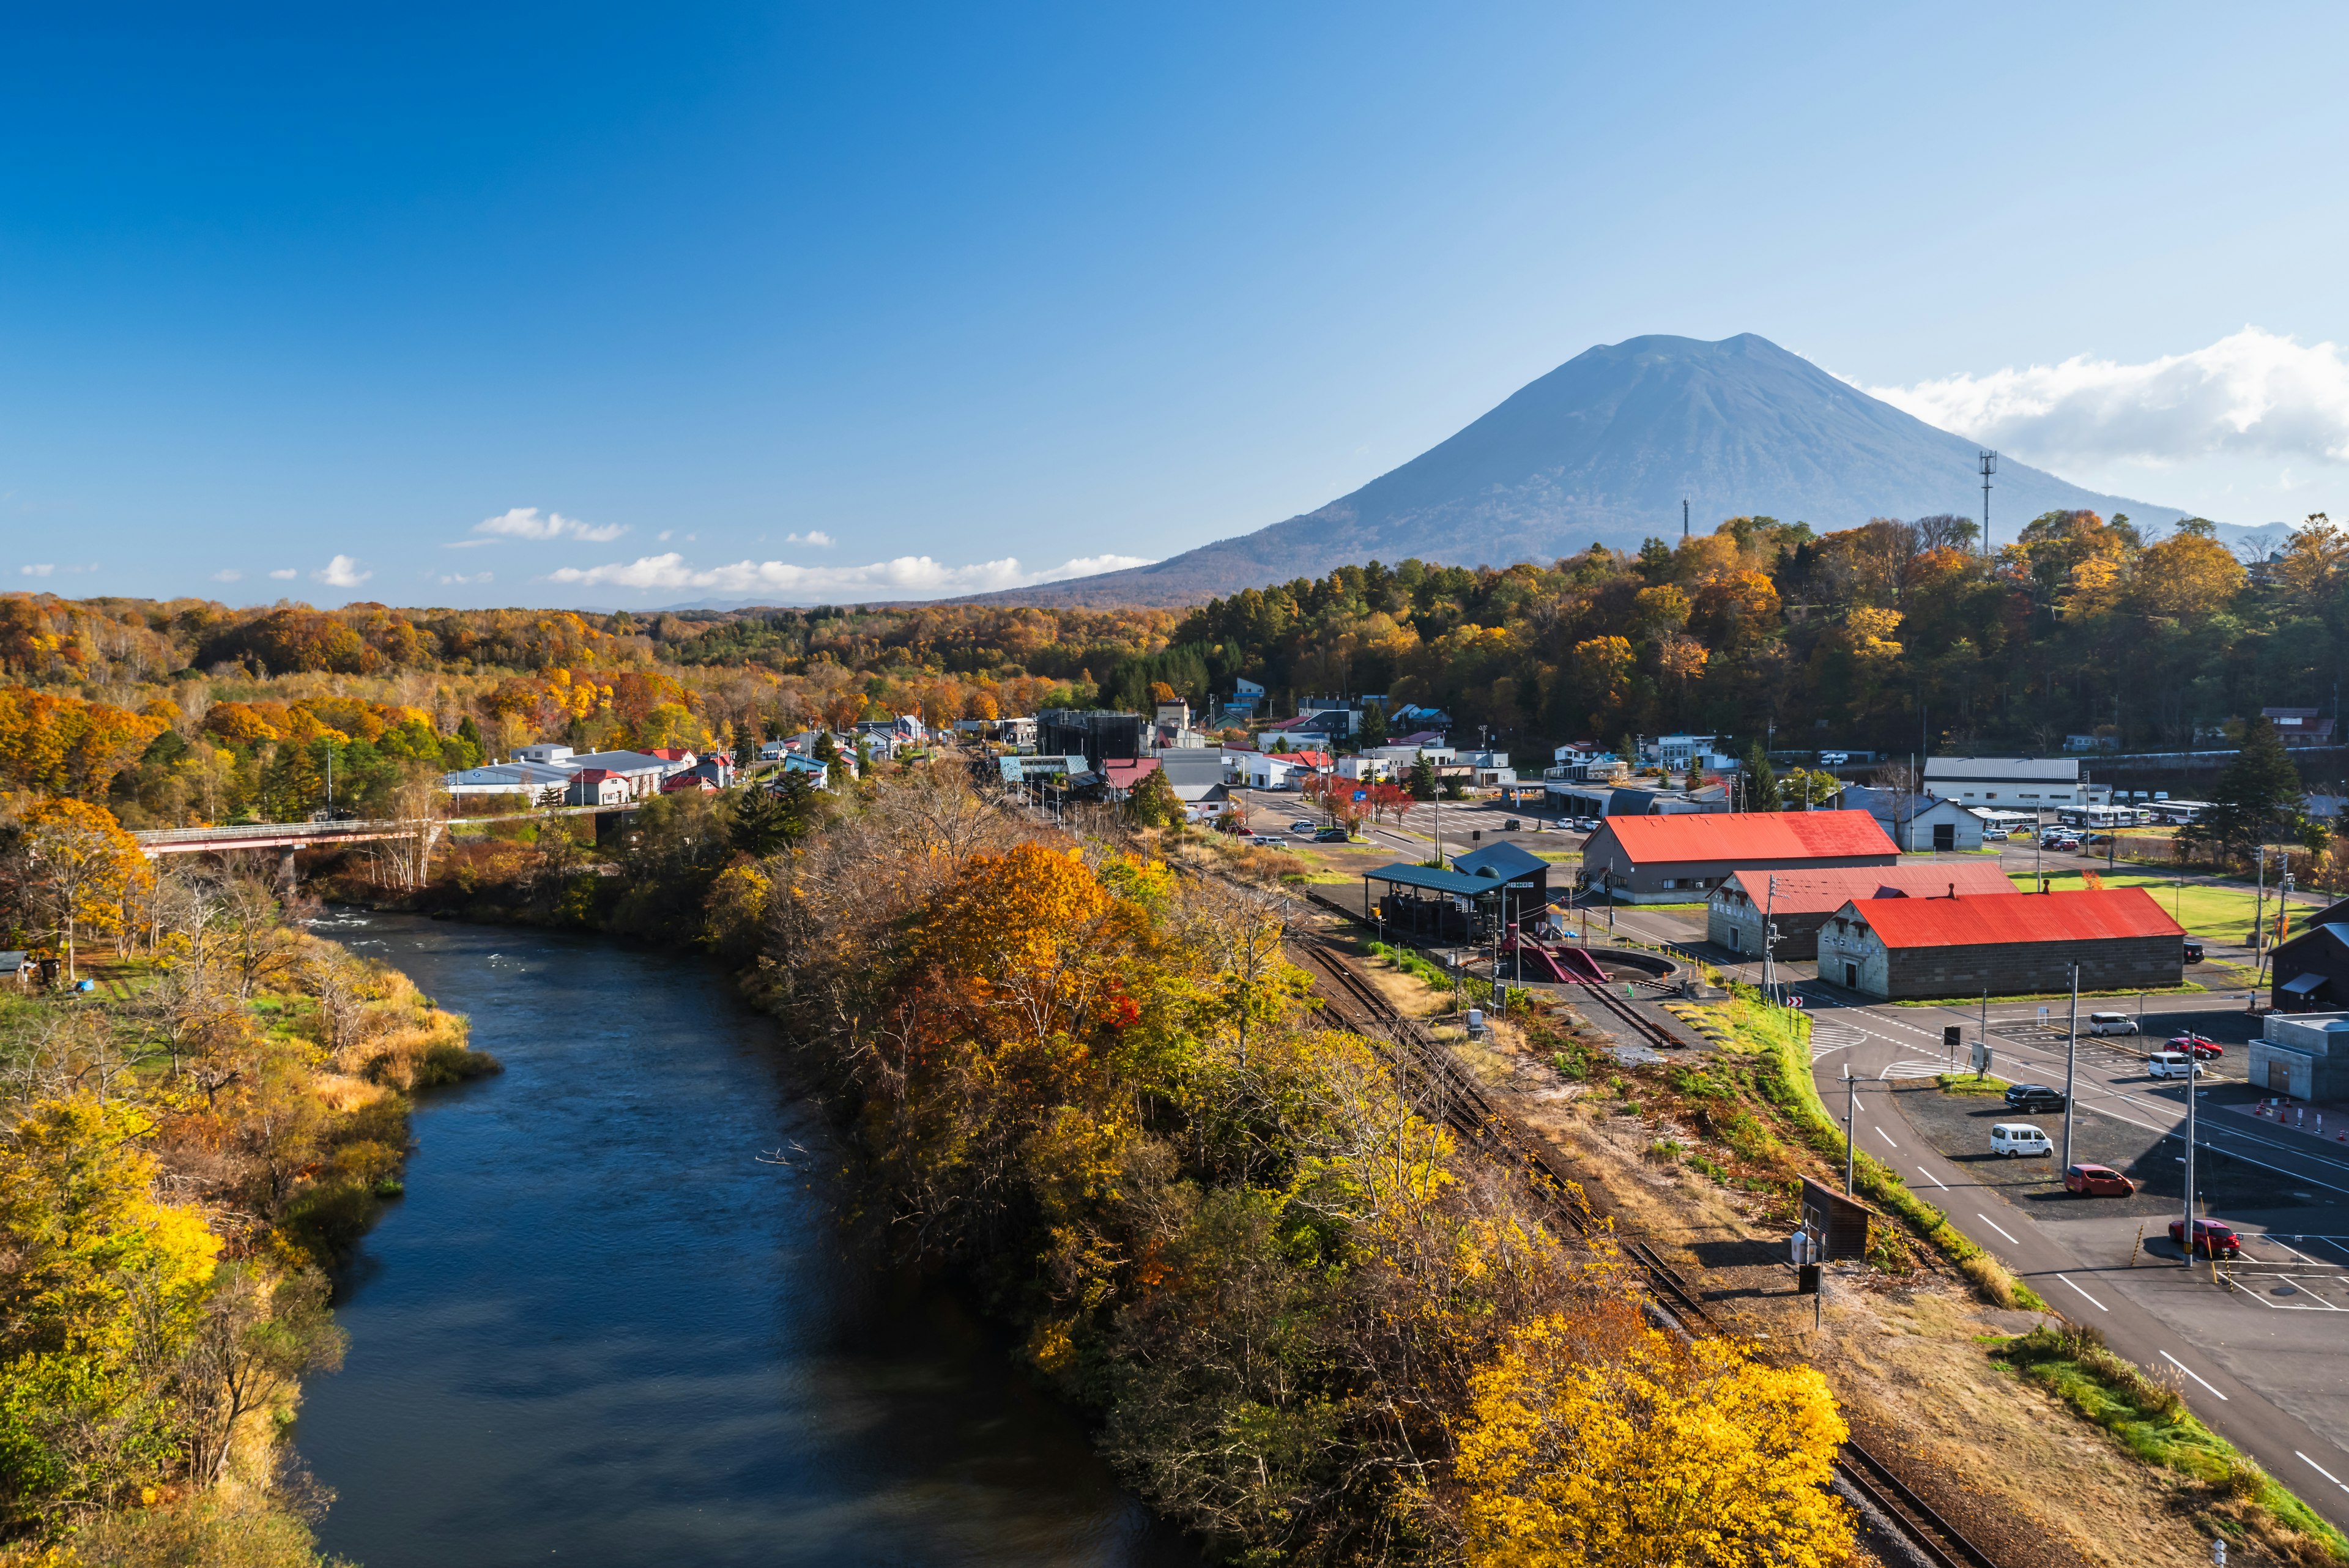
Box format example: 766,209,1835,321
16,800,150,981
0,689,168,801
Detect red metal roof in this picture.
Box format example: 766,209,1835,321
1719,863,2016,913
1844,886,2185,949
1102,758,1162,787
1596,809,1897,866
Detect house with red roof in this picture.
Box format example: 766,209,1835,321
1816,886,2185,1000
1707,864,2017,959
1579,810,1898,904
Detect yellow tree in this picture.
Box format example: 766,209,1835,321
21,800,150,982
1455,1306,1850,1568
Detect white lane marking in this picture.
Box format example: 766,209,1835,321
1977,1213,2020,1245
2057,1274,2109,1311
1874,1124,1899,1149
1916,1165,1950,1191
2161,1350,2228,1399
2299,1451,2349,1492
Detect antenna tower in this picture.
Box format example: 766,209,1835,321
1978,450,1998,554
1682,498,1689,539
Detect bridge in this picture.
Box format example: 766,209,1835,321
132,803,626,857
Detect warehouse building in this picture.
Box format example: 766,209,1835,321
1578,811,1898,904
1921,756,2103,811
1814,886,2185,1000
1707,863,2017,960
2266,904,2349,1012
2251,1013,2349,1101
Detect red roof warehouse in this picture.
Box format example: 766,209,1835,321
1816,886,2186,1000
1707,863,2018,959
1579,810,1898,904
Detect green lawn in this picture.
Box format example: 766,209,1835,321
2005,868,2294,943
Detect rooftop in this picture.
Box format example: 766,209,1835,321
1718,863,2016,914
1595,809,1897,864
1844,886,2184,948
1922,756,2082,782
1451,842,1549,882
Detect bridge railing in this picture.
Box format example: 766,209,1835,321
133,819,424,847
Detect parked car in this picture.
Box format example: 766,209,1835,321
1984,828,2008,841
2003,1083,2069,1112
2167,1033,2222,1059
2085,1012,2139,1036
2169,1217,2242,1258
1288,820,1315,834
2065,1163,2136,1196
2044,834,2081,851
1504,818,1521,831
2147,1051,2203,1079
2182,938,2205,964
1313,827,1352,843
1992,1123,2054,1157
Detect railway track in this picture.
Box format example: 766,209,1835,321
1290,932,2002,1568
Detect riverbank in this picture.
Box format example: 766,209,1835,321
0,877,495,1567
303,772,1855,1566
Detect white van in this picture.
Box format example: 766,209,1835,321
1992,1123,2054,1157
2147,1052,2202,1080
2086,1012,2138,1036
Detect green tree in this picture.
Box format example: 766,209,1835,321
1126,766,1186,828
1407,755,1438,801
812,730,841,769
2194,717,2314,859
1358,702,1389,749
729,786,794,858
1740,743,1779,812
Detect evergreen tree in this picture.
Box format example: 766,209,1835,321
1407,755,1438,801
455,714,486,768
1740,742,1780,812
773,769,818,840
2197,718,2315,857
729,786,792,858
1358,702,1389,749
812,730,841,767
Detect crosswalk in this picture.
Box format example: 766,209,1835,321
1806,1018,1868,1059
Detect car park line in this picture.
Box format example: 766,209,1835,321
2056,1274,2109,1311
2161,1351,2230,1400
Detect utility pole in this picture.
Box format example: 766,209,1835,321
1683,497,1690,539
2253,846,2268,989
1844,1067,1857,1195
2183,1039,2199,1268
2063,964,2080,1170
1762,875,1778,1004
1979,450,1998,555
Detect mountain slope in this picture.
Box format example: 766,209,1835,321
986,333,2189,607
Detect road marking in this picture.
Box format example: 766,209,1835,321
1977,1213,2020,1245
2301,1451,2349,1492
1874,1125,1898,1150
2159,1350,2227,1399
1915,1165,1949,1191
2057,1274,2109,1311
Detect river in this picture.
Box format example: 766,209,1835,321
295,913,1197,1568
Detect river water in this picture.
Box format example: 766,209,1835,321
295,914,1195,1568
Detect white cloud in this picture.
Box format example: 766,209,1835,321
316,555,372,589
212,569,243,582
267,568,299,580
439,571,492,585
19,563,52,577
1864,327,2349,469
785,530,835,546
545,551,1155,601
471,507,626,543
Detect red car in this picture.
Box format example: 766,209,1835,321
2167,1033,2222,1060
2169,1217,2242,1258
2065,1164,2135,1197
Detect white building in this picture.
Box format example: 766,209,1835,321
1921,756,2091,810
1841,786,1984,853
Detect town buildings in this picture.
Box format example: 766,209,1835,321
1921,756,2102,811
1814,886,2184,1000
1578,811,1897,903
1706,863,2017,959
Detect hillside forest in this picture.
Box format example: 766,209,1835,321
3,507,2343,833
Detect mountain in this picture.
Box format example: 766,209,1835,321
979,333,2195,607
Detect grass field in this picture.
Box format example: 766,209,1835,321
2005,868,2296,943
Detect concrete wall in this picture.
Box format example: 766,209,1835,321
1817,926,2183,1000
2252,1015,2349,1101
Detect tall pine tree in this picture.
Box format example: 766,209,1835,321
2197,718,2316,857
1740,741,1780,812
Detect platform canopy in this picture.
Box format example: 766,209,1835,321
1363,863,1507,897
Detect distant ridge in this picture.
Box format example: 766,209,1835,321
970,333,2195,608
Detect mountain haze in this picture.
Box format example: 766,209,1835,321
988,333,2190,607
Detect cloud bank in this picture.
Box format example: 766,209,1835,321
546,551,1154,601
472,507,626,543
1865,327,2349,469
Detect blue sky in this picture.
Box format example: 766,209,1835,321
7,4,2349,607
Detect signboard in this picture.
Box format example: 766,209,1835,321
1352,790,1367,801
1800,1177,1874,1261
1942,1025,1962,1052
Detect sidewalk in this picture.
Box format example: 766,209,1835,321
2216,1096,2349,1151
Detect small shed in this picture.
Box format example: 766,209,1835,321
2268,920,2349,1012
0,952,29,989
1800,1178,1874,1260
1362,863,1508,943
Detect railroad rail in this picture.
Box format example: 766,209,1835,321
1289,932,2002,1568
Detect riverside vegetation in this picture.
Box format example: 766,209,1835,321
0,798,494,1566
314,768,1855,1568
